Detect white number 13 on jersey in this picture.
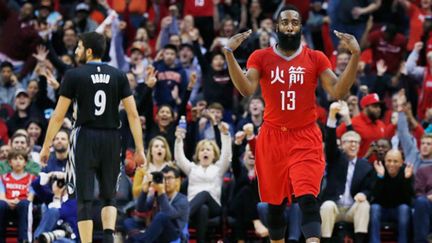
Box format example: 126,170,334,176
94,90,106,116
280,91,296,111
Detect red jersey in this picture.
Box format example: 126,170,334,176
1,172,35,200
418,68,432,120
247,45,332,129
368,30,407,74
183,0,213,17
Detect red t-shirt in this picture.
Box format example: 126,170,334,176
418,68,432,120
184,0,213,17
247,45,332,128
408,3,431,51
368,30,407,74
1,172,35,200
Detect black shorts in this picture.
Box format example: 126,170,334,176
67,126,121,203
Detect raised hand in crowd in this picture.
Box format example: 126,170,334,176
329,101,342,120
175,126,187,140
145,65,157,88
234,131,246,145
42,68,60,90
376,59,387,76
339,100,351,125
187,71,197,90
32,45,49,63
374,160,385,177
413,41,423,53
243,123,254,140
219,122,230,135
404,163,414,179
395,89,407,112
347,95,360,117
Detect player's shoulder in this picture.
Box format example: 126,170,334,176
251,46,273,56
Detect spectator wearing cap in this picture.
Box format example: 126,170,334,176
6,89,33,137
153,44,188,111
337,93,388,158
0,61,22,106
74,3,97,34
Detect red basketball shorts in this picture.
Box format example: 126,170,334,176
255,122,325,205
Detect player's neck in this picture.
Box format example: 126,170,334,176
86,58,102,63
276,44,298,57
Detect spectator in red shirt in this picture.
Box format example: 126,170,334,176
399,0,432,51
337,93,387,157
362,24,407,75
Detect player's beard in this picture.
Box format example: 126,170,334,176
277,30,301,51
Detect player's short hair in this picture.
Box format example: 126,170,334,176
193,139,220,163
341,131,361,143
7,149,28,163
164,44,178,53
79,32,106,59
161,165,181,178
56,128,71,140
276,4,302,22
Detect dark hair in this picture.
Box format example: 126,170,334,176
163,44,178,53
210,50,225,61
8,149,28,162
79,32,106,58
25,118,46,145
11,133,29,146
0,61,13,70
276,4,302,22
161,166,181,178
56,128,70,140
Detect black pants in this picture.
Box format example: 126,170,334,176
228,186,260,240
189,191,222,243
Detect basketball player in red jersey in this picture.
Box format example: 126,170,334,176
223,5,360,243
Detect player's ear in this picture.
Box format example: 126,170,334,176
86,48,93,58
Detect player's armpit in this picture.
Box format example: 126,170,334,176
319,69,346,100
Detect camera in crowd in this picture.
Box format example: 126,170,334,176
40,172,66,188
50,176,66,188
151,171,164,184
38,223,75,243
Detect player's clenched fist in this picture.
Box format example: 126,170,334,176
224,29,252,52
334,30,360,55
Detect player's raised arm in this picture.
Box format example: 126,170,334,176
320,31,361,100
223,29,260,97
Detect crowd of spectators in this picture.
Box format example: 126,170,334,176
1,0,432,242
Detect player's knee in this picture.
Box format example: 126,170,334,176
267,202,287,240
101,198,116,207
78,200,93,221
297,194,321,238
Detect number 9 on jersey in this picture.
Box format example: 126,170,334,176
94,90,106,116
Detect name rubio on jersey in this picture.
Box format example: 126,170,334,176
91,74,110,84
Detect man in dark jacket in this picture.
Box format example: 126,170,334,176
124,166,189,243
320,101,373,243
369,149,414,243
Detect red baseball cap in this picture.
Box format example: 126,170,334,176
360,93,380,109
